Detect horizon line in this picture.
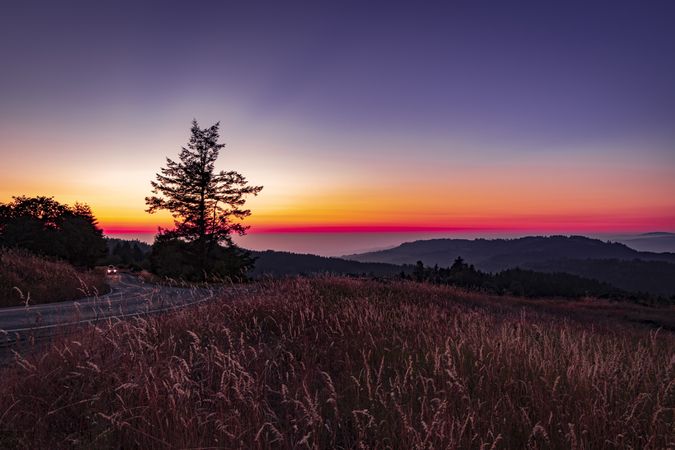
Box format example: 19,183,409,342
102,224,675,236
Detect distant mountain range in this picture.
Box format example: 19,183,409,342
344,235,675,269
109,234,675,296
343,236,675,296
250,236,675,297
617,232,675,253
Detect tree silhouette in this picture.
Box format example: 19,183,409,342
145,120,262,279
0,196,106,267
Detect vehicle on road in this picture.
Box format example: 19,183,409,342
106,265,118,275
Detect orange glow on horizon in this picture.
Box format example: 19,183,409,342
100,214,675,236
3,129,674,239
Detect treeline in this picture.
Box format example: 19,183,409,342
348,235,675,268
0,196,155,270
406,257,644,301
101,238,151,269
0,196,106,267
524,258,675,296
0,196,110,306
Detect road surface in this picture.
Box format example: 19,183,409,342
0,273,222,354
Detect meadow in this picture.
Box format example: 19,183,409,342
0,248,108,308
0,277,672,449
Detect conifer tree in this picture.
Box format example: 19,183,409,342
145,120,262,278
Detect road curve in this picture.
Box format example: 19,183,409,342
0,273,222,351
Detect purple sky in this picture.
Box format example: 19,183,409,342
3,1,674,144
1,1,674,254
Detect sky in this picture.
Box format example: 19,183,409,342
1,1,674,254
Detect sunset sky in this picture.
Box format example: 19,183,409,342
1,1,674,253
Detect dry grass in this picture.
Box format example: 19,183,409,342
0,248,108,308
0,277,672,448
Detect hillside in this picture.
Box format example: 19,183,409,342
0,248,108,307
345,236,675,296
248,250,409,277
1,278,672,448
523,258,675,296
619,232,675,253
345,235,675,269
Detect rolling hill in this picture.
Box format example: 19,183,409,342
248,250,410,277
344,235,675,270
618,232,675,253
344,236,675,296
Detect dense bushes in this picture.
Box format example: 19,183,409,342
0,248,108,307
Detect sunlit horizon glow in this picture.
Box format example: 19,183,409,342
1,1,674,252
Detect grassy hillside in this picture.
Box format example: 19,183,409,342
0,248,108,307
0,278,672,448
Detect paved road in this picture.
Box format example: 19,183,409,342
0,273,221,351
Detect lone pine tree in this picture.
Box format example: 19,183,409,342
145,120,262,279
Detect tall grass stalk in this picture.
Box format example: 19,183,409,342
0,248,108,307
0,277,672,448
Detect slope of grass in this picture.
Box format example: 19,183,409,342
0,278,672,448
0,248,108,308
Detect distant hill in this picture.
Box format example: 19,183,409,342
105,238,152,254
102,238,152,267
522,258,675,296
344,236,675,271
344,236,675,296
618,232,675,253
247,243,675,298
248,250,410,277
